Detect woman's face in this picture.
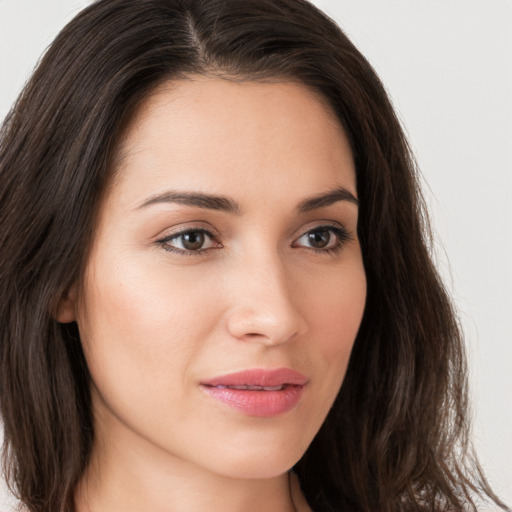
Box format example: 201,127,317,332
66,78,366,479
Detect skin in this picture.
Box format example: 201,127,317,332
59,78,367,512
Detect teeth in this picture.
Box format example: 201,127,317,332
215,385,285,391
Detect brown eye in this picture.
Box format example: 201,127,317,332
159,229,218,254
181,231,205,251
293,225,350,253
306,229,331,249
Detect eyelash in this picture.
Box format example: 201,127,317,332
156,224,351,256
293,225,351,255
157,228,220,256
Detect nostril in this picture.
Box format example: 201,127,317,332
226,301,305,345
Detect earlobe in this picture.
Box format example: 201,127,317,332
54,284,77,323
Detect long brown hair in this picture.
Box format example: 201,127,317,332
0,1,508,511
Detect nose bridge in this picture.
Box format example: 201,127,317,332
226,247,305,344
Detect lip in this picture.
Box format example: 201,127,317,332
200,368,307,417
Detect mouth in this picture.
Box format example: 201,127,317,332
210,384,289,391
200,368,307,417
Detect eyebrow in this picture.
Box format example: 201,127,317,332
136,191,242,214
135,186,358,214
297,186,359,212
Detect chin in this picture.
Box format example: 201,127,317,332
217,458,300,480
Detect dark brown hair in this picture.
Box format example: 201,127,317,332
0,1,508,511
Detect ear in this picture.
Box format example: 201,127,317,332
54,284,78,323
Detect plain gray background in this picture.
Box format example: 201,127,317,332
1,0,511,508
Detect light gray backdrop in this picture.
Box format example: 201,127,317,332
1,0,511,508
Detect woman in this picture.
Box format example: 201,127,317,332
0,0,508,511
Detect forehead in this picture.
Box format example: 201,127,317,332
108,77,356,209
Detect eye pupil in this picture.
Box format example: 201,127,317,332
182,231,205,250
308,229,330,248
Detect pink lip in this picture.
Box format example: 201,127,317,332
200,368,307,417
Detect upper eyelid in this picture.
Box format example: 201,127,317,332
155,221,350,239
155,224,220,241
293,220,349,238
167,227,215,239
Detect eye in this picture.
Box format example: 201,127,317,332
157,229,220,254
293,225,350,253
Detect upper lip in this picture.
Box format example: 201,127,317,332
201,368,308,387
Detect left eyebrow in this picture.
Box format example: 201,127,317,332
297,186,359,212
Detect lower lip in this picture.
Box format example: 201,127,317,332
201,385,304,417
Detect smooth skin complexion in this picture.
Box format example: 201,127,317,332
57,78,367,512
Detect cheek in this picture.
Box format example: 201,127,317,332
75,252,217,404
301,259,366,393
306,261,366,351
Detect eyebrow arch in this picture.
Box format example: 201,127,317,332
297,186,359,212
136,190,242,214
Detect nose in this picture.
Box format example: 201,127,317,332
225,253,307,346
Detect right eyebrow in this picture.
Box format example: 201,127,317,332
135,190,242,215
297,186,359,212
